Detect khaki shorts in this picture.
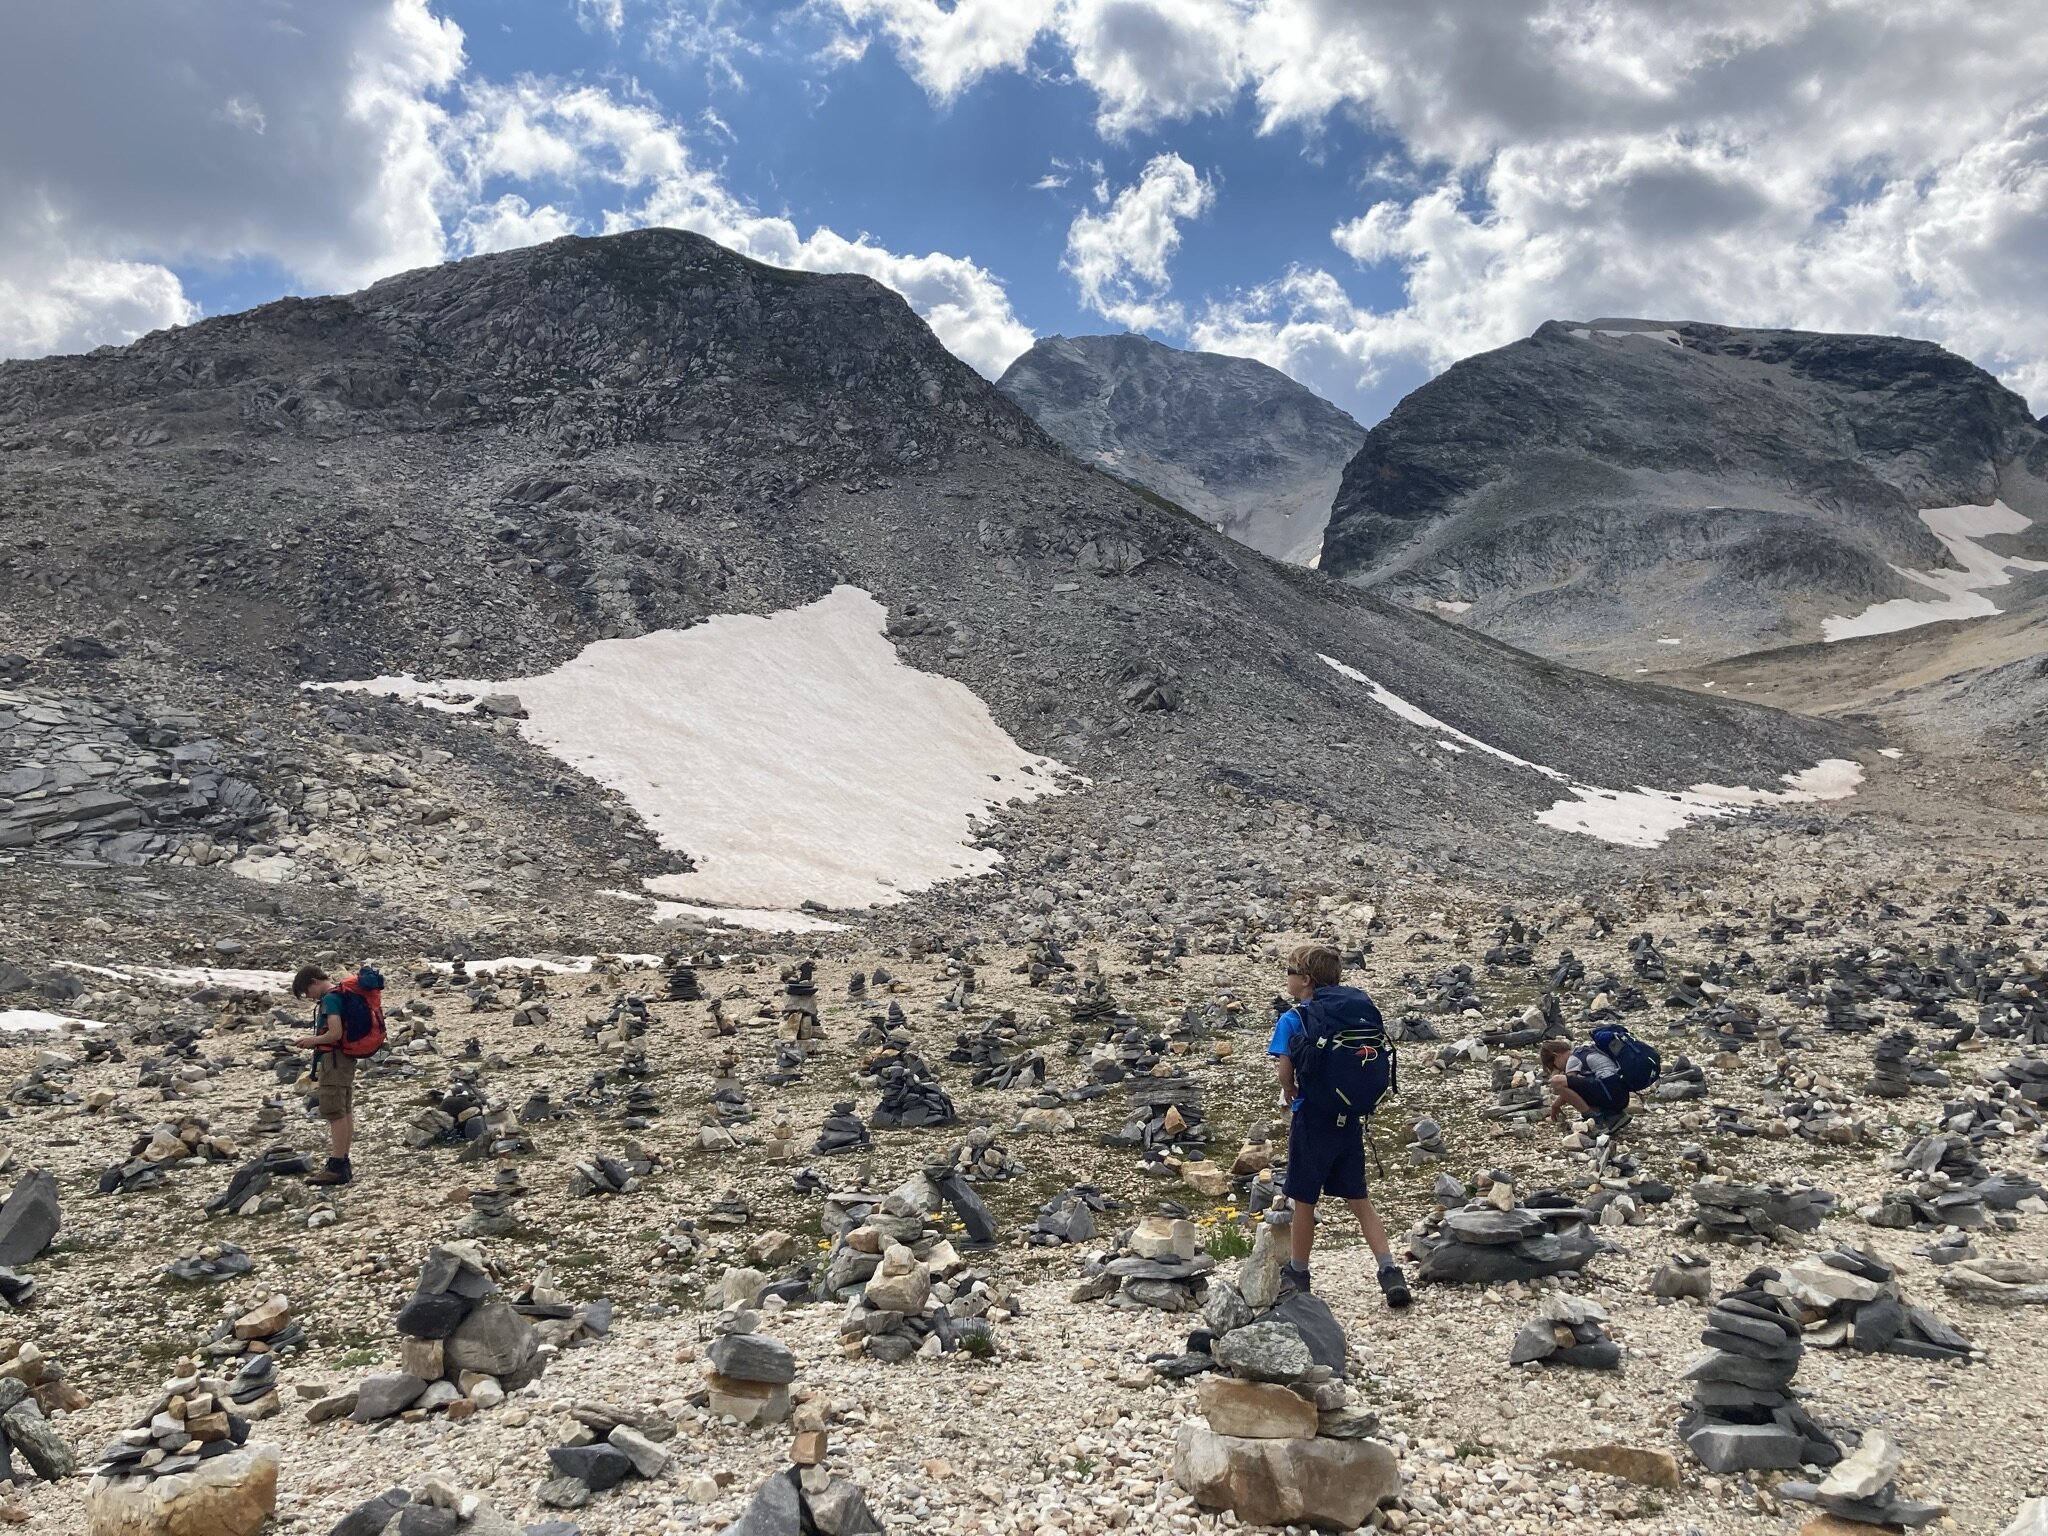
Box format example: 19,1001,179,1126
316,1051,358,1121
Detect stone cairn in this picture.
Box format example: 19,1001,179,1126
823,1171,1013,1363
1782,1428,1946,1530
781,962,823,1042
326,1479,528,1535
1508,1293,1621,1369
84,1369,277,1536
813,1102,871,1157
98,1116,235,1193
539,1406,674,1511
705,1310,797,1426
567,1142,662,1198
1024,1184,1121,1245
943,1126,1022,1184
1072,1209,1214,1313
164,1241,254,1284
867,1058,957,1129
1776,1247,1978,1361
1679,1179,1838,1243
511,1268,616,1351
461,1167,527,1237
1679,1267,1839,1474
665,958,705,1002
204,1148,311,1217
725,1413,885,1535
1171,1223,1398,1532
336,1242,541,1425
1405,1116,1448,1165
195,1292,303,1380
1649,1253,1715,1301
1,1337,86,1415
0,1365,75,1483
1414,1179,1602,1285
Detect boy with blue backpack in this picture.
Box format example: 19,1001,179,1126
1267,944,1411,1308
292,963,387,1186
1542,1025,1661,1133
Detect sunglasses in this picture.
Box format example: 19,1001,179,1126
1285,968,1306,977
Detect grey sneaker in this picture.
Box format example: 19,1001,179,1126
1377,1263,1412,1309
1279,1261,1312,1297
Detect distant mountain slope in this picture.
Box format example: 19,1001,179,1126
0,237,1872,956
1319,319,2048,672
997,333,1364,563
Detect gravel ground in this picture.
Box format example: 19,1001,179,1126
3,880,2046,1536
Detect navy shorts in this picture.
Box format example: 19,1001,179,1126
1283,1112,1368,1204
1569,1073,1627,1114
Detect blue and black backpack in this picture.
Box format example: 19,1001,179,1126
1591,1023,1662,1091
1292,985,1396,1128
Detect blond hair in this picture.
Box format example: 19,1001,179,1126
1287,944,1341,989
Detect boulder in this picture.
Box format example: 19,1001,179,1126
1818,1429,1901,1501
1263,1292,1348,1377
1548,1444,1680,1489
1196,1377,1319,1439
0,1171,60,1266
1685,1421,1804,1473
1214,1322,1313,1383
2004,1497,2048,1536
1173,1422,1398,1530
708,1333,796,1385
85,1442,280,1536
351,1373,427,1422
444,1302,540,1387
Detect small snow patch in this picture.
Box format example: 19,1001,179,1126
1657,637,1684,646
0,1009,114,1034
429,954,662,976
1879,747,1905,760
1319,653,1861,848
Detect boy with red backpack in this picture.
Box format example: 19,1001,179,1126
291,963,387,1186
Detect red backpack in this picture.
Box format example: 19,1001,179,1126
334,967,387,1058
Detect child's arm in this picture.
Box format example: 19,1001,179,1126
294,996,344,1050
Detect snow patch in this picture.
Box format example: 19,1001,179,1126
0,1009,114,1033
1657,637,1684,646
1432,599,1472,615
1879,747,1905,759
1319,653,1862,848
1823,500,2048,642
315,587,1069,925
429,954,662,976
60,962,294,993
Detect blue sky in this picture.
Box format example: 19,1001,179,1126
4,2,2045,425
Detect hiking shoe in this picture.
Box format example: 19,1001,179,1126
307,1160,353,1186
1594,1107,1634,1136
1279,1262,1312,1297
1378,1263,1412,1309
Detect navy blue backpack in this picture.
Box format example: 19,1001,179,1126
1591,1023,1661,1091
1292,985,1397,1128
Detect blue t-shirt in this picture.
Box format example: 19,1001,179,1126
1268,1006,1307,1111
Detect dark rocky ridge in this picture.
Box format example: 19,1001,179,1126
998,334,1364,564
1320,319,2048,672
0,234,1871,959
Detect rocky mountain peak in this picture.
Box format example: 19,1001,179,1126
0,228,1044,461
998,332,1364,563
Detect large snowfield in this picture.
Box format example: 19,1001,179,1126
1320,654,1862,847
1824,500,2048,641
319,587,1068,926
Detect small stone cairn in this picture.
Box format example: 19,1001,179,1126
98,1116,234,1193
1073,1209,1214,1312
326,1479,529,1535
539,1405,674,1510
1024,1184,1121,1245
705,1310,797,1426
1776,1247,1977,1361
1679,1179,1837,1243
1414,1178,1602,1284
567,1142,662,1198
1782,1428,1947,1528
1679,1267,1839,1474
725,1414,885,1535
813,1102,871,1157
339,1242,541,1424
163,1241,254,1284
85,1368,277,1534
1172,1226,1398,1531
1509,1293,1621,1368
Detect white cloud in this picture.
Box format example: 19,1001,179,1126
454,193,582,256
1062,153,1213,330
0,0,464,359
1032,173,1069,191
1,3,1034,380
461,79,1034,374
829,0,2048,414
